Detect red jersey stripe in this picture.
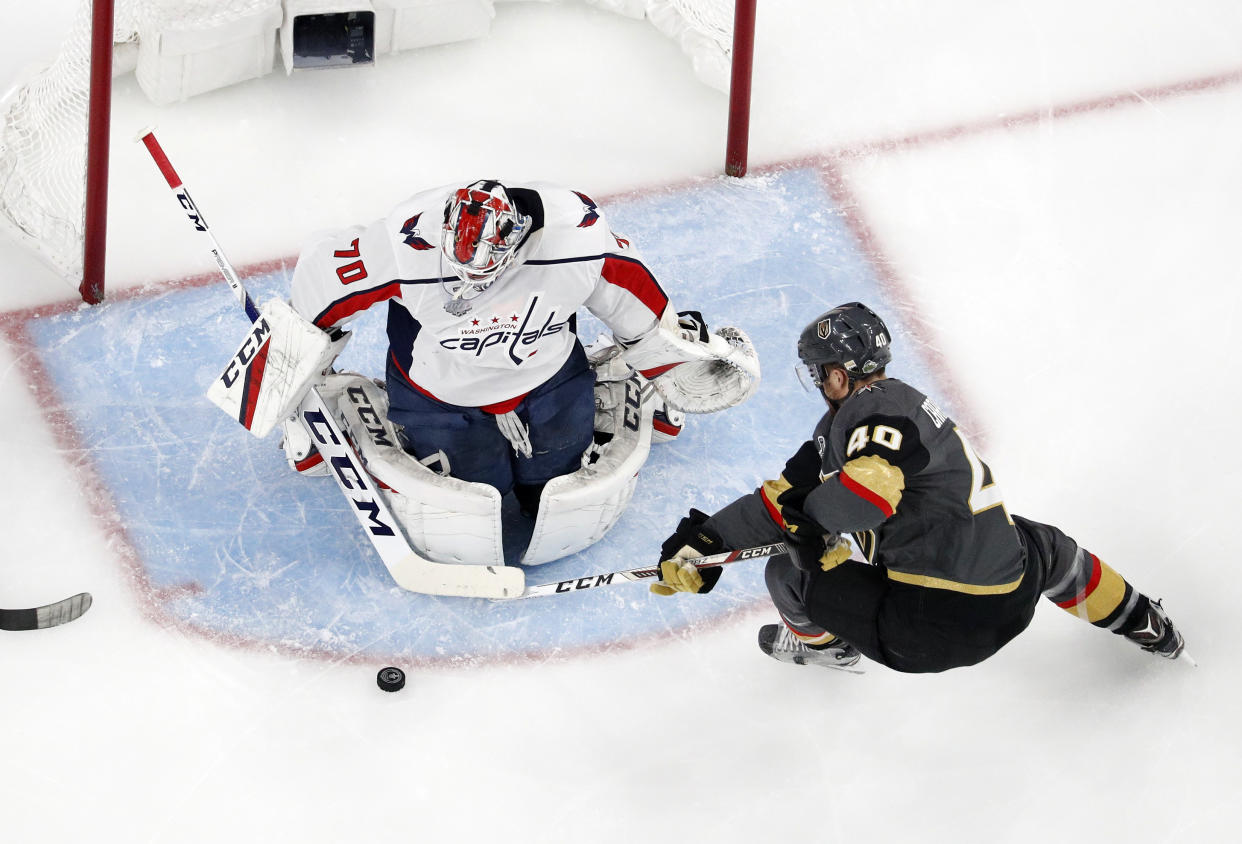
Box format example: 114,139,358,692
1057,552,1103,609
480,394,529,415
601,255,668,316
315,281,403,329
839,470,895,518
760,485,784,528
389,349,443,401
388,349,529,412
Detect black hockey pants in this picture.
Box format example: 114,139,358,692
769,534,1047,673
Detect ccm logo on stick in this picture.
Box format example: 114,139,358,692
177,190,208,232
738,544,781,559
554,574,617,593
302,408,396,538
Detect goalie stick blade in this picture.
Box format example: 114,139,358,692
388,553,526,599
0,592,93,632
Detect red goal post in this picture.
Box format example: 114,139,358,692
726,0,756,178
0,0,756,305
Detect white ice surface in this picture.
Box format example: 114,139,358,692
2,2,1240,842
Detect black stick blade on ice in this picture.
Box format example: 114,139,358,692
0,592,93,631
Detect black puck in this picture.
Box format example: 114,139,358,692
377,666,405,692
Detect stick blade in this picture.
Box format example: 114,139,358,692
38,592,93,628
388,555,525,599
0,592,92,631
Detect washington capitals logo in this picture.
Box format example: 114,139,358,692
400,214,435,250
438,294,569,365
574,192,600,228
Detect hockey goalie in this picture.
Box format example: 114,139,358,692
207,179,759,569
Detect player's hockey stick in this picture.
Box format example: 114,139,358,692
137,129,524,599
0,592,93,631
512,541,789,599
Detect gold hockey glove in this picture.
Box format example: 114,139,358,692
818,534,853,571
651,559,708,595
650,509,726,595
781,503,852,572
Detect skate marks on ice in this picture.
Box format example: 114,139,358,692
15,166,951,665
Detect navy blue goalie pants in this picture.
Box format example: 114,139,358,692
384,341,596,497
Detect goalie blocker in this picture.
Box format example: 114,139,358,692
206,299,346,438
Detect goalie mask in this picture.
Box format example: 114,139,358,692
441,180,530,312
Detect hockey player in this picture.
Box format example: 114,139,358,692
269,179,756,564
650,302,1186,673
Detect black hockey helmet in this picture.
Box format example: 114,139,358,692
797,302,892,388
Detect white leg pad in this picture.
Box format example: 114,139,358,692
327,375,504,567
521,369,654,565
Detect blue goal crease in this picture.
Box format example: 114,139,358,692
25,166,950,664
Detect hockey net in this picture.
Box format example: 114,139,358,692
0,1,274,290
0,0,753,302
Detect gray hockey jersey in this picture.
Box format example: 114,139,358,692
714,379,1025,594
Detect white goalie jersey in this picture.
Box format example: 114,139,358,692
209,181,758,445
290,182,681,408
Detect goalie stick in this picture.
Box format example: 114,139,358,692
511,542,790,599
0,592,93,632
137,129,524,599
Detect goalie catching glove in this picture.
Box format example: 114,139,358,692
621,310,760,414
650,508,726,595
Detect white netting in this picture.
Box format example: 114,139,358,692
583,0,736,91
0,0,275,281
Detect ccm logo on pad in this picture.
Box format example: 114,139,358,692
218,318,271,389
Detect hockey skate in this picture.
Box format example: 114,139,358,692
757,624,863,672
1124,599,1186,659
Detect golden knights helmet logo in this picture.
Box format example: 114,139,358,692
803,302,892,378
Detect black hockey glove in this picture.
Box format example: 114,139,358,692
769,441,823,518
780,503,852,573
651,508,726,596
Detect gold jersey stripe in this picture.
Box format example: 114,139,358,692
842,454,905,513
760,478,793,526
887,569,1024,595
1060,559,1130,624
761,477,793,507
